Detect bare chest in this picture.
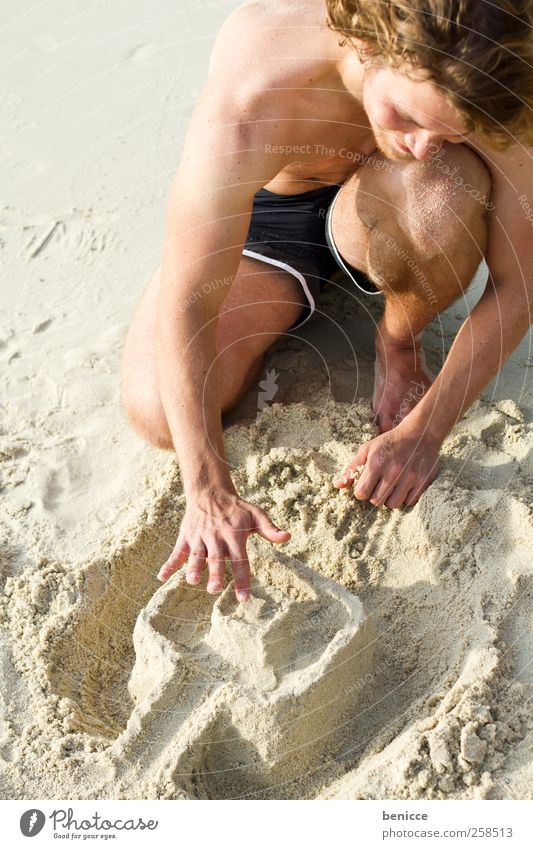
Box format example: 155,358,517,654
264,99,377,194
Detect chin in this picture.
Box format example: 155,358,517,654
373,126,412,162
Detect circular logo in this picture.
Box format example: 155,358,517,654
20,810,46,837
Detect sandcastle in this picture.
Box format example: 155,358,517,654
112,551,375,797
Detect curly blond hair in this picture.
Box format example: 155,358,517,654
326,0,533,149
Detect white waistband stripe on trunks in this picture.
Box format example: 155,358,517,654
242,248,316,330
325,191,383,297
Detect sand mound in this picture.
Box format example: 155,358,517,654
0,399,531,799
117,553,374,799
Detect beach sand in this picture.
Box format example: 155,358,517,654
1,0,531,800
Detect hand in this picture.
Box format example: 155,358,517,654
156,489,291,601
333,422,440,508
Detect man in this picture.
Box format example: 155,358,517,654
121,1,532,601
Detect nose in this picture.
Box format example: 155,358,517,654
407,132,439,160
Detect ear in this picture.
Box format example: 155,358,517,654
353,38,375,64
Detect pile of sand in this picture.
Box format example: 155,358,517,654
1,398,531,799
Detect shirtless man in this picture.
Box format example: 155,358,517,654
121,1,533,601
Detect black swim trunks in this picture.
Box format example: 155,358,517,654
243,183,381,329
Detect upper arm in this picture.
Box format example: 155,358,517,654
175,0,288,207
161,7,291,304
480,142,533,299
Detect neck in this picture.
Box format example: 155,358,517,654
337,47,368,115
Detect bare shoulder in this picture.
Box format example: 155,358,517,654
471,138,532,195
466,138,532,231
207,0,339,102
175,2,338,194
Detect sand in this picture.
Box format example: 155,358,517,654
1,0,532,801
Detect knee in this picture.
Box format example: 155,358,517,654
401,144,491,259
121,380,173,450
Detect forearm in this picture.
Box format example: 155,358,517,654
156,291,235,498
156,204,245,498
153,110,261,494
408,280,531,442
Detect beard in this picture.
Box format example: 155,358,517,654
372,124,413,162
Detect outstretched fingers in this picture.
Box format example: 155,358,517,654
206,550,227,594
186,541,208,585
226,541,251,602
251,506,291,544
157,537,191,582
157,504,291,602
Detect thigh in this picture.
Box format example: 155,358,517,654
121,256,307,408
218,255,307,350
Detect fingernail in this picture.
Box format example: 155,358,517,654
237,590,249,602
188,572,201,585
157,569,166,582
207,582,221,594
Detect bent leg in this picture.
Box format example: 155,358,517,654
121,257,306,448
331,143,491,431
